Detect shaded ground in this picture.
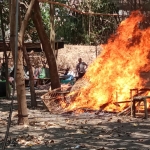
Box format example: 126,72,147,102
0,91,150,150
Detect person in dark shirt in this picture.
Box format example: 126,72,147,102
64,67,70,75
1,63,6,80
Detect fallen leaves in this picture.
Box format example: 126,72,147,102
7,134,55,148
1,97,150,150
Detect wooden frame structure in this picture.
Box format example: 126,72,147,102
0,41,64,53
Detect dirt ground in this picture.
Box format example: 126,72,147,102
0,89,150,150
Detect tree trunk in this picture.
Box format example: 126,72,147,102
17,0,36,122
10,0,35,124
18,0,36,108
23,46,37,107
0,5,10,98
32,1,60,90
16,49,29,124
10,0,29,124
10,0,17,59
50,1,55,56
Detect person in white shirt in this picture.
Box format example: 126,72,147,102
76,58,88,80
63,67,75,80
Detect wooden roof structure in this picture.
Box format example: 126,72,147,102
0,41,64,52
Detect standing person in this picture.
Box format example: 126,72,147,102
76,58,88,79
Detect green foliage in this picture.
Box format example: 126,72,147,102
53,0,119,45
0,0,120,45
88,0,119,44
26,3,50,42
0,1,10,39
91,0,119,13
40,3,50,35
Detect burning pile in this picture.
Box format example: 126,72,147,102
59,11,150,113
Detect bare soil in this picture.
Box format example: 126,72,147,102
0,90,150,150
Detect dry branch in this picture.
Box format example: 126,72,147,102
117,106,131,116
95,102,110,115
20,2,28,9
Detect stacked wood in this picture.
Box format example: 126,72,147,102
41,85,72,113
70,78,90,92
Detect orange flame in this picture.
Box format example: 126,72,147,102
62,11,150,112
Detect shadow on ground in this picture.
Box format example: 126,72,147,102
0,97,150,150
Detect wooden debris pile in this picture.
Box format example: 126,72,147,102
41,85,73,114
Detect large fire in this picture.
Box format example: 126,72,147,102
61,11,150,112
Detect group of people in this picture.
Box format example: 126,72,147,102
0,57,88,87
31,63,49,86
0,62,14,85
0,62,48,86
62,58,88,82
32,64,47,79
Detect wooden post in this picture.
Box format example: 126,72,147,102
130,88,138,117
144,98,148,119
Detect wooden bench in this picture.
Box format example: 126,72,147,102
25,78,51,86
41,86,72,112
132,96,150,119
130,88,150,119
35,90,49,97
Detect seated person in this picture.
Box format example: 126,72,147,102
1,63,14,85
9,66,14,85
33,65,39,79
23,65,29,79
61,67,75,81
24,71,29,79
1,63,6,80
8,74,14,85
64,67,70,75
38,64,46,79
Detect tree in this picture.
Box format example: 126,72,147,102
0,2,10,98
38,0,120,45
19,0,37,108
10,0,36,125
50,0,55,57
32,1,60,90
81,0,120,44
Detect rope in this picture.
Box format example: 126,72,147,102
2,0,19,149
38,0,128,17
2,96,14,150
